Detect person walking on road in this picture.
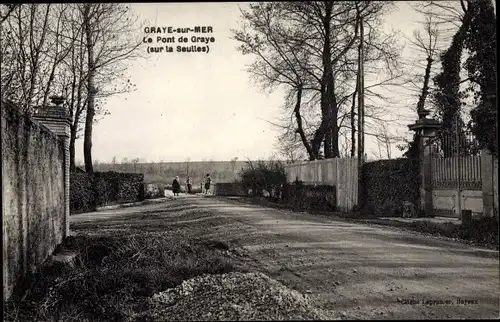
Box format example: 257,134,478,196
204,173,212,195
172,176,181,196
186,176,192,194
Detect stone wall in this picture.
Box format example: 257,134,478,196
2,102,67,301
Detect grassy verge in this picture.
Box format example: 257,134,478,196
4,231,239,322
359,216,499,249
228,196,499,250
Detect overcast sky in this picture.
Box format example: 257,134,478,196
74,2,430,164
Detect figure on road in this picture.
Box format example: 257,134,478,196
204,173,211,194
186,176,192,194
172,176,181,196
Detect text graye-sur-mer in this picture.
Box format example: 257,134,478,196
143,26,216,54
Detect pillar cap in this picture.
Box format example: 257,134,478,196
408,117,441,134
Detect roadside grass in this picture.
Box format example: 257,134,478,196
370,217,499,249
229,196,499,250
4,231,239,322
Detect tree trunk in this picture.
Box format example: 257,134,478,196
310,81,327,158
83,4,95,173
356,11,365,210
331,92,339,158
310,1,335,159
323,1,334,159
350,4,363,159
350,72,359,157
416,57,433,112
357,15,365,162
293,84,315,160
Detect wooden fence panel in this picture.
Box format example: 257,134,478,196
284,158,358,212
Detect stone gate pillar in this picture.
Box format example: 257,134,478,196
408,109,441,215
33,96,71,238
481,148,496,217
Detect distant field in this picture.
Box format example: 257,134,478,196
93,161,252,186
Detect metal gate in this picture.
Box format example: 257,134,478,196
429,127,482,217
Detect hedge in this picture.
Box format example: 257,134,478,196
215,182,246,197
362,158,420,217
70,171,144,214
239,160,287,200
281,183,337,212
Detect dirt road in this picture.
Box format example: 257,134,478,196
71,196,500,320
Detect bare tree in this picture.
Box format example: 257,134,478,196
274,130,307,164
414,0,468,32
2,4,52,111
2,4,82,112
232,2,317,159
63,4,138,171
397,2,468,158
233,1,404,161
375,123,399,159
0,4,18,25
79,3,143,172
39,5,80,107
405,10,442,115
1,4,138,171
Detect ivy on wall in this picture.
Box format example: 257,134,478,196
464,0,497,155
362,159,420,217
433,0,496,155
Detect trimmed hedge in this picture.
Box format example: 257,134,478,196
362,158,420,217
281,183,336,211
215,182,247,197
70,172,144,214
71,173,95,213
240,160,286,200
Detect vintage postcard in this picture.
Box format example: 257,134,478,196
1,2,498,321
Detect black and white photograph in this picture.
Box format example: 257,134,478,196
1,1,498,321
